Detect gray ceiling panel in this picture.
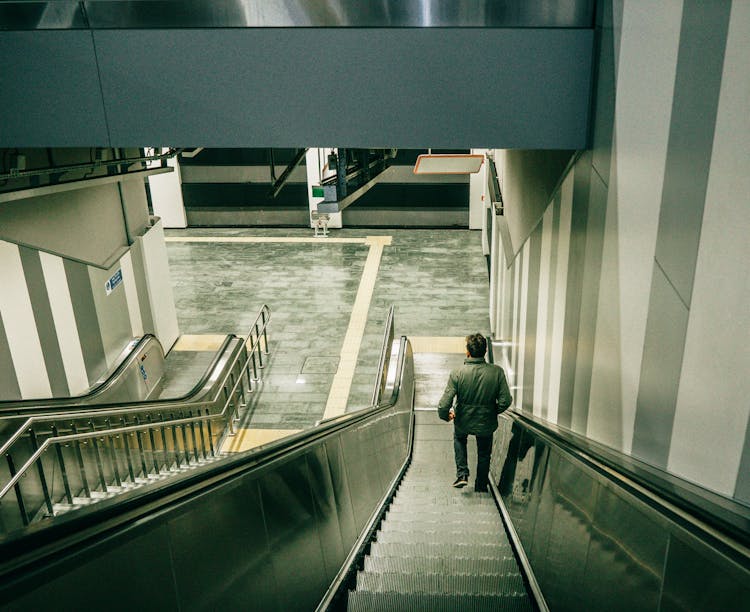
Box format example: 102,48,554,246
0,31,109,146
94,28,592,148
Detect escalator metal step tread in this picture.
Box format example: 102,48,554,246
347,591,532,611
355,571,526,595
376,530,505,545
386,506,500,518
384,516,503,530
392,494,496,505
364,555,520,575
369,542,511,559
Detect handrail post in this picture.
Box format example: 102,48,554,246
106,433,122,488
29,430,54,516
121,418,136,483
159,414,170,472
133,416,149,478
261,307,269,354
88,421,108,494
6,454,29,526
255,323,264,368
147,415,160,474
70,423,91,498
51,424,73,505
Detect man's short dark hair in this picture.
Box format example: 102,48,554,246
466,333,487,358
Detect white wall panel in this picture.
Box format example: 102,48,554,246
547,173,573,422
586,155,624,447
120,250,145,337
139,219,180,351
39,251,89,396
469,149,487,230
0,241,51,398
615,0,683,454
533,208,553,417
148,153,187,228
668,0,750,494
515,240,531,406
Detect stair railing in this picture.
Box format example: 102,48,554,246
0,305,270,530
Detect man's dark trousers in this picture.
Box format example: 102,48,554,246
454,430,493,491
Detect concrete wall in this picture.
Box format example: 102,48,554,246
489,0,750,503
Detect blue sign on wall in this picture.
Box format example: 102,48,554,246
105,268,123,296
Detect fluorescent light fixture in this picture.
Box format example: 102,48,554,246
413,154,484,174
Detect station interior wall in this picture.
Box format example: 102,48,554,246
489,0,750,504
0,155,179,400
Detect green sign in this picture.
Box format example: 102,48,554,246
312,186,324,198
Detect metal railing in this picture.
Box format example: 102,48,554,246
371,305,395,407
0,305,270,531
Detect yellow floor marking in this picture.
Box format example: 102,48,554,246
172,334,227,351
167,234,394,421
222,428,300,453
165,236,370,244
323,236,391,419
409,336,467,354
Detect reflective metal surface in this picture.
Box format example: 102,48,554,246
0,1,595,30
259,455,328,611
0,1,86,30
492,416,750,611
168,479,278,610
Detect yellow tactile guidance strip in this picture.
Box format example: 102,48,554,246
166,234,394,443
323,235,392,419
223,428,301,453
409,336,467,354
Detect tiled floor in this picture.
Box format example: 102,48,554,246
165,227,489,433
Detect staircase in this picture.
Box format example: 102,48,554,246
347,410,532,611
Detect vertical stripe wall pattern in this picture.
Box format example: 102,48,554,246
0,227,169,399
489,0,750,503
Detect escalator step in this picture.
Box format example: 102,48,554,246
369,542,511,559
376,530,505,546
355,571,526,596
381,515,502,533
364,555,521,575
347,591,532,611
385,510,501,523
392,494,496,506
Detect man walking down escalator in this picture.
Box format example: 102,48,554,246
437,333,513,492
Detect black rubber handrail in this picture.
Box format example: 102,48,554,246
0,334,157,413
0,335,237,419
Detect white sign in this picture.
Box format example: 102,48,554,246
105,268,123,296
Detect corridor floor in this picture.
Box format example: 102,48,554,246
164,227,490,449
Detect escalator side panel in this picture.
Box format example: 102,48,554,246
168,478,278,611
324,436,358,548
307,444,347,585
5,523,178,612
493,418,750,611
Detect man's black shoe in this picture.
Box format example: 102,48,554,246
474,486,489,493
452,477,468,488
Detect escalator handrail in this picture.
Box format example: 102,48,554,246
487,339,750,558
0,305,270,465
0,334,412,566
371,305,395,406
0,334,237,418
0,334,157,412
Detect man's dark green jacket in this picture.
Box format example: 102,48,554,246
437,357,513,435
